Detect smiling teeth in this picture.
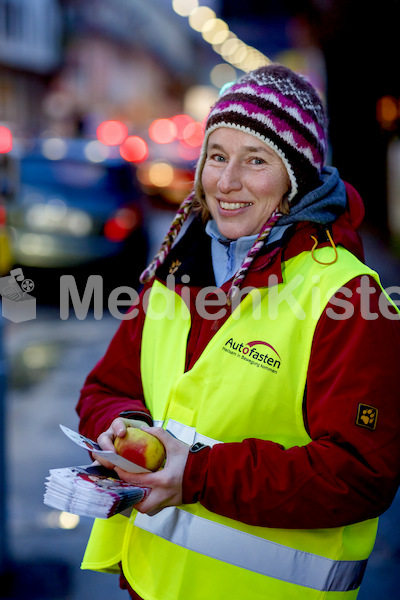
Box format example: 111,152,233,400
220,201,252,210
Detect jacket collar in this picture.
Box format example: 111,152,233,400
155,179,366,290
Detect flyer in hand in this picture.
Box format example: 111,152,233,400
43,426,149,519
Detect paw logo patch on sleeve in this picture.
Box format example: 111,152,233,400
356,404,378,430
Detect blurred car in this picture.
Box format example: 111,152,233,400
6,137,148,290
136,140,197,207
137,158,195,206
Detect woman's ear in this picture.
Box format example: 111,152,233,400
280,189,291,215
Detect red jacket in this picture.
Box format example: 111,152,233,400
77,183,400,529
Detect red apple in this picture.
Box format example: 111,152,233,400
114,427,166,471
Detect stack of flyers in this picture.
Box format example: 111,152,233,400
43,425,150,519
44,464,146,519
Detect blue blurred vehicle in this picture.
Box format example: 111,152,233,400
7,137,148,292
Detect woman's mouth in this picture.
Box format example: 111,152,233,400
219,201,253,211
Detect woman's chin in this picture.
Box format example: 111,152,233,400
217,223,255,240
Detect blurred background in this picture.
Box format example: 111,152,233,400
0,0,400,598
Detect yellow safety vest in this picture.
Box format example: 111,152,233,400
82,246,386,600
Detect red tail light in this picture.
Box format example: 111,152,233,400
0,204,6,226
104,207,140,242
0,126,12,153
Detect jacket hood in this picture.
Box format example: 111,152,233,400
280,166,347,226
275,166,365,262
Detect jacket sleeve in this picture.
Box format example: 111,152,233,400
76,297,152,443
182,276,400,528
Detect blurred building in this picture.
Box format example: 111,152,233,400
0,0,204,142
0,0,63,137
45,0,199,138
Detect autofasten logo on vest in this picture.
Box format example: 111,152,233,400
222,338,281,374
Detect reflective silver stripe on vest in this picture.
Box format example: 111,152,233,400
153,419,221,447
137,421,366,591
134,508,367,592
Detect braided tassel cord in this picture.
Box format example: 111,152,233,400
140,192,195,283
227,208,282,305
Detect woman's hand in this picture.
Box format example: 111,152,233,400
93,417,148,470
114,427,190,514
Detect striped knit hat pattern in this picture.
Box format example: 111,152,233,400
140,64,328,300
195,64,328,203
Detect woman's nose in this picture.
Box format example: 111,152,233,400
217,163,242,193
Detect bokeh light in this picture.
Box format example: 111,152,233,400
182,122,204,147
182,3,270,74
119,136,148,162
202,18,229,45
172,0,198,16
0,126,12,153
84,140,110,163
184,85,219,122
104,207,139,242
171,114,195,139
210,64,237,89
45,510,80,529
377,96,399,130
188,6,216,32
41,137,67,160
231,42,248,67
219,36,241,59
148,161,174,187
96,120,128,146
59,511,80,529
149,118,177,144
177,143,201,161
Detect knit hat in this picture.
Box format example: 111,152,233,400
195,64,328,204
140,64,328,301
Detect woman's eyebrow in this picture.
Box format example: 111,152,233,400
207,143,271,154
243,144,273,155
207,143,224,151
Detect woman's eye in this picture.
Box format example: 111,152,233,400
213,154,226,162
251,157,265,165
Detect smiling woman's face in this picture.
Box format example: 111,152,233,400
201,128,290,240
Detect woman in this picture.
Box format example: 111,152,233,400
77,65,400,600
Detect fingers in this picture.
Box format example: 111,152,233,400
114,466,157,487
140,426,182,454
97,418,147,451
135,491,167,514
124,418,151,431
132,472,182,514
92,453,118,471
96,430,117,452
94,418,152,471
96,418,125,451
94,424,189,515
111,417,130,438
114,428,190,514
113,418,147,437
113,469,169,515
